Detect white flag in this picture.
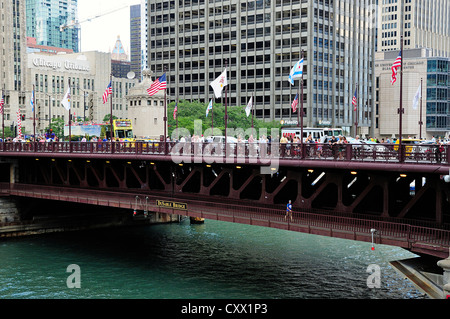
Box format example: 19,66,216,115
61,86,71,111
245,96,253,117
288,58,304,85
412,82,421,110
210,69,228,98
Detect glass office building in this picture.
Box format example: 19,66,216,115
26,0,79,52
147,0,376,134
426,58,449,133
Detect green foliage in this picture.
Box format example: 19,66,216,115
168,100,281,138
103,114,118,123
44,118,65,139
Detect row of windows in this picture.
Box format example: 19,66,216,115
427,116,449,129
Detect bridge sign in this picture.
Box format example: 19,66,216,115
156,200,188,211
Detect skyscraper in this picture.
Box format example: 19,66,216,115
378,0,450,57
0,0,28,125
26,0,80,52
130,4,142,80
147,0,376,135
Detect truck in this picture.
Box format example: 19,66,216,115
64,119,135,142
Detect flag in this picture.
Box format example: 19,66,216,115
61,85,71,111
288,58,304,85
391,52,402,85
0,95,4,115
30,89,35,111
102,81,112,104
210,69,227,98
147,73,167,96
16,111,22,139
206,99,213,117
245,96,253,117
352,88,358,111
173,102,178,120
291,94,299,113
412,82,421,110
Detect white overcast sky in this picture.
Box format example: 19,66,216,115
77,0,140,54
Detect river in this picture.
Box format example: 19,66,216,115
0,218,425,299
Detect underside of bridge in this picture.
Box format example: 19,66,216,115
5,157,449,228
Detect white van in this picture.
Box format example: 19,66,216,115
281,127,325,142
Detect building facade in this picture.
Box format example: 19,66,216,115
127,69,166,139
26,51,138,135
0,0,29,130
25,0,80,53
377,0,450,57
130,4,142,81
374,48,449,140
147,0,376,135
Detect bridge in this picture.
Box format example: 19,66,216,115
0,140,448,258
1,139,449,297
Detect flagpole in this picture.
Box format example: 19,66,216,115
354,83,358,136
1,87,4,142
251,93,254,129
224,60,228,160
300,50,304,158
176,101,178,132
163,68,167,154
33,84,36,142
109,74,113,144
419,78,423,140
68,79,72,150
211,97,214,134
398,36,404,162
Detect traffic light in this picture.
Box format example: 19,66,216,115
21,115,25,121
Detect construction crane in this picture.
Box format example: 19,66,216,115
59,4,130,32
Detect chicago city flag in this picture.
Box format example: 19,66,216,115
210,69,228,98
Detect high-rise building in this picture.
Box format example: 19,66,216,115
0,0,28,127
147,0,376,135
130,4,142,81
140,0,149,75
25,0,80,53
377,0,450,57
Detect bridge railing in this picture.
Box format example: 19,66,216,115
0,141,448,165
1,182,449,256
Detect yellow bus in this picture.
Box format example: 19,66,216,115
108,119,135,142
393,138,421,155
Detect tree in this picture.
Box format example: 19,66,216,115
44,118,65,139
167,100,281,138
103,114,118,123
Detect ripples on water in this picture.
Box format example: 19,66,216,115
0,219,425,299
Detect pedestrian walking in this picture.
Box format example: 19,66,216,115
285,200,293,221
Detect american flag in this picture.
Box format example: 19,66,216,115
16,111,22,139
0,95,4,115
173,102,178,120
391,52,402,85
352,88,357,111
147,73,167,96
291,94,299,113
102,81,112,104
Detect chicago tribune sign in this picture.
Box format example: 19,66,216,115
31,56,90,72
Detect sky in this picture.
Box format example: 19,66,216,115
76,0,141,54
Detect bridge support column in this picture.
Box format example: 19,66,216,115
437,250,450,299
0,197,19,223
